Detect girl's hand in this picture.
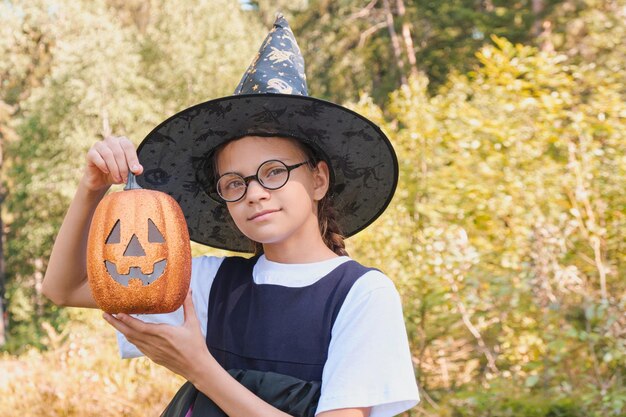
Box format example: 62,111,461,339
82,135,144,192
103,291,210,380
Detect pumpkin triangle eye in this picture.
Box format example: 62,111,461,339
124,234,146,256
148,218,165,243
106,220,121,244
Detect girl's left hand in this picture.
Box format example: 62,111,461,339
103,290,209,380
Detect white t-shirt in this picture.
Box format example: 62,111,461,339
117,255,420,417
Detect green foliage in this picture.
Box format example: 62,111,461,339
1,0,265,350
1,1,625,416
285,0,570,103
266,0,625,105
441,387,586,417
349,34,625,416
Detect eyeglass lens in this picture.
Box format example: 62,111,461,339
217,160,293,202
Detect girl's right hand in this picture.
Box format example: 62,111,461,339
82,135,144,192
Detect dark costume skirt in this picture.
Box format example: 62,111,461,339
161,369,321,417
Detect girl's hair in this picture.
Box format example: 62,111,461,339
210,136,349,257
316,194,348,257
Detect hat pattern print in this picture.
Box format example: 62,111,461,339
234,16,308,97
136,15,398,252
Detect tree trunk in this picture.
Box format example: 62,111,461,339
382,0,408,87
531,0,545,36
0,301,5,347
0,208,6,347
0,104,6,347
0,186,8,348
532,0,555,52
396,0,419,78
34,257,45,322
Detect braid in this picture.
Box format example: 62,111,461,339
318,196,349,257
253,241,263,255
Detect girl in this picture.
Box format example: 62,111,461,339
42,15,419,417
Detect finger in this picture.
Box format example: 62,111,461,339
115,313,162,335
104,136,130,182
104,312,152,336
93,141,123,183
118,137,143,175
86,147,109,174
182,290,199,328
104,314,171,360
103,312,135,336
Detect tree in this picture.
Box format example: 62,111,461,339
275,0,567,104
0,0,56,347
349,35,625,415
1,0,265,351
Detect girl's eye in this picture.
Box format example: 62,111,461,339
265,166,287,177
225,178,245,190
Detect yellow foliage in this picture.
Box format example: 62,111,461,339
0,310,184,416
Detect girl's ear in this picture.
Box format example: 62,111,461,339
312,160,331,201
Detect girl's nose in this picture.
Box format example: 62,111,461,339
245,179,270,202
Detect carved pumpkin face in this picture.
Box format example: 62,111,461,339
103,218,167,287
87,182,191,314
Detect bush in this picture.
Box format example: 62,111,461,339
0,309,183,416
440,390,585,417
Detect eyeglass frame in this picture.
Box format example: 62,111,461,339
215,159,313,203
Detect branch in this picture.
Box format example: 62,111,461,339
418,387,440,410
447,277,499,374
101,108,112,139
382,0,408,86
396,0,419,77
358,21,387,47
100,77,113,140
347,0,379,22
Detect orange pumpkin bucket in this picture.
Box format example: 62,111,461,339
87,173,191,314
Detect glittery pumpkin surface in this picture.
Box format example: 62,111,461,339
87,188,191,314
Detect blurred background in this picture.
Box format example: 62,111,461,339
0,0,624,416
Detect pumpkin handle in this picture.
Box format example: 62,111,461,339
124,172,143,191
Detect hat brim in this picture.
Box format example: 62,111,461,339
136,93,398,252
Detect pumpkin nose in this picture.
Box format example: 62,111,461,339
124,234,146,256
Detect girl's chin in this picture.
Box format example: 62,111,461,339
239,231,285,246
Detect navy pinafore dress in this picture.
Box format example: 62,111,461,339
161,255,374,417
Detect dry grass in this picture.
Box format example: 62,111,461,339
0,309,184,416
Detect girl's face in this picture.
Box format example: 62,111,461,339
216,136,330,248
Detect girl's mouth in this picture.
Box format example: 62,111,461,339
248,209,281,221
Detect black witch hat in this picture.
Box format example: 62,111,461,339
136,15,398,252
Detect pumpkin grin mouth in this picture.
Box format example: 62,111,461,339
104,259,167,287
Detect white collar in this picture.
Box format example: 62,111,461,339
252,254,351,287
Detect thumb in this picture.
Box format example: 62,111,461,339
182,290,199,328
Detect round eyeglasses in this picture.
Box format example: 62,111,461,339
216,159,311,202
